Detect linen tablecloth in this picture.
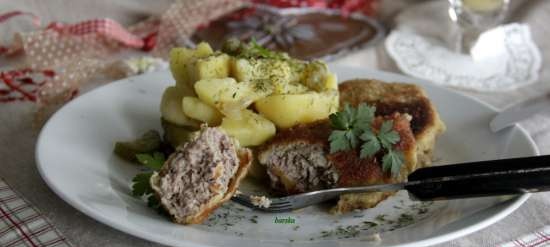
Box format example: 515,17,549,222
0,0,549,246
0,178,72,247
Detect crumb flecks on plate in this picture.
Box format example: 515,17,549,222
361,233,382,242
250,195,272,208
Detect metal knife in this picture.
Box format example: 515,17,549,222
490,93,550,132
405,155,550,200
349,155,550,201
233,155,550,212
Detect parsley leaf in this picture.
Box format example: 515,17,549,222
329,111,349,130
132,152,165,196
328,104,406,178
130,152,170,215
343,104,357,126
131,152,165,203
359,129,381,159
329,103,363,153
346,129,359,149
146,194,168,215
355,103,376,128
378,120,401,149
131,172,154,197
147,194,160,208
382,150,405,177
136,152,165,170
329,130,350,153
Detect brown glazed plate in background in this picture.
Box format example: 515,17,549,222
191,4,385,61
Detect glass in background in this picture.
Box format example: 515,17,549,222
448,0,510,53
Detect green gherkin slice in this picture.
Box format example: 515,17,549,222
161,118,196,148
114,130,162,162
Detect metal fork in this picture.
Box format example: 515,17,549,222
232,183,404,212
232,155,550,212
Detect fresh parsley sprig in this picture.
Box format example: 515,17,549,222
132,152,166,212
329,103,405,177
328,104,375,153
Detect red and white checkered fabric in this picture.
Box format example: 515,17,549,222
1,0,247,124
0,178,72,247
499,226,550,247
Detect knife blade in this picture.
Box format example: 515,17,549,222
317,155,550,201
490,93,550,132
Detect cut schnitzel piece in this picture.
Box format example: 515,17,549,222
258,113,417,213
258,121,338,194
259,79,445,213
338,79,446,167
150,126,252,224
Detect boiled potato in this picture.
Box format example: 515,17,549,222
170,47,194,87
194,78,268,117
324,73,338,90
230,58,295,94
187,53,230,85
231,58,254,83
194,42,215,56
220,110,276,146
160,86,199,127
302,61,333,92
182,97,223,126
169,43,214,89
276,82,310,95
255,91,339,128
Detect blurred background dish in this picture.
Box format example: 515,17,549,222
191,5,385,61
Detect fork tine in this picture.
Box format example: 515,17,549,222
233,196,254,205
266,201,291,206
232,181,398,212
231,197,294,212
268,197,292,204
231,197,256,208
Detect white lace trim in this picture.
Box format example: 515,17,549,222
385,24,542,92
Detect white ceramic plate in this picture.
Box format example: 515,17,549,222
36,65,539,247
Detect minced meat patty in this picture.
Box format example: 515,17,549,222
151,126,252,224
258,113,417,213
259,113,416,190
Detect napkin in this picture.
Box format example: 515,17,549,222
0,178,72,247
498,226,550,247
385,23,542,92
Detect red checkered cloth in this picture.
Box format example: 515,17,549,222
499,226,550,247
0,178,72,247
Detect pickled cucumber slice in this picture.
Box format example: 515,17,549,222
114,130,162,162
161,119,197,148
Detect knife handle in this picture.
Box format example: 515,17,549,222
405,155,550,200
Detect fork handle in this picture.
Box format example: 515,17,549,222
405,155,550,200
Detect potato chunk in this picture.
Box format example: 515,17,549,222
182,97,223,126
169,43,214,89
255,91,339,128
187,53,230,85
231,58,299,94
220,110,276,146
194,78,268,117
160,86,199,127
170,48,194,87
